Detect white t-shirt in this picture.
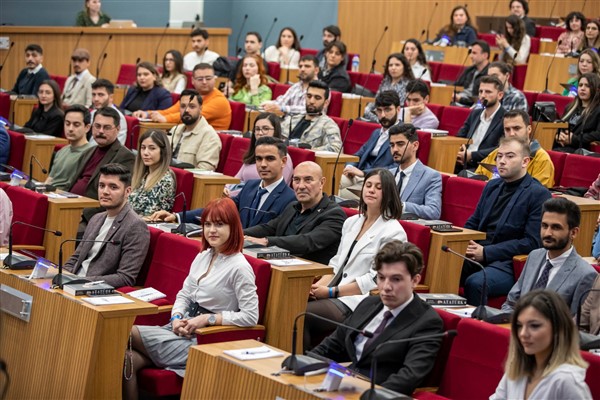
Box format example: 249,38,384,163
183,50,220,71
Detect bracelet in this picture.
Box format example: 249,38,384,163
170,314,182,323
334,286,340,298
329,287,334,298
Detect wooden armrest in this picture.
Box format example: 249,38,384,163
157,305,173,313
414,387,438,393
13,245,45,251
512,255,528,262
195,324,265,335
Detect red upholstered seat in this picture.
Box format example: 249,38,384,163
228,100,246,131
344,119,379,155
559,153,600,188
330,116,347,133
287,146,315,168
185,71,194,89
416,130,432,165
421,309,462,387
436,64,466,84
536,93,573,118
0,92,10,119
300,48,318,57
170,93,180,105
272,83,291,99
220,136,250,176
116,64,137,85
7,130,26,170
170,167,194,213
511,64,527,91
49,75,67,92
429,62,442,83
4,185,49,247
536,26,566,41
267,62,281,80
523,91,538,115
477,33,496,48
124,115,141,150
583,350,600,398
216,132,235,173
547,150,567,187
327,91,343,117
426,104,444,120
529,37,540,54
399,220,431,283
438,106,471,136
441,176,486,227
342,207,359,218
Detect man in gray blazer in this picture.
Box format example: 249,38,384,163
502,197,598,315
388,123,442,220
64,164,150,288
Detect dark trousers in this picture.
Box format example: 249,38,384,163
303,298,351,353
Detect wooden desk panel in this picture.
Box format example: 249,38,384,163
10,97,38,126
428,136,468,174
340,96,374,120
562,194,600,258
139,121,177,137
113,86,127,107
524,54,578,93
0,269,157,399
279,68,299,84
23,136,68,181
191,174,240,209
315,153,359,196
532,121,567,151
430,85,460,106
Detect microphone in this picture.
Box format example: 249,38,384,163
68,31,85,76
263,17,278,49
360,330,457,400
96,34,113,77
425,2,439,43
285,34,304,84
4,221,62,270
128,123,142,150
0,41,15,89
418,29,426,42
281,311,374,375
330,119,353,198
548,0,557,20
453,48,472,105
370,26,389,74
154,22,170,66
173,192,188,235
24,154,48,191
182,25,195,56
52,238,121,288
581,0,587,12
135,57,141,66
235,14,249,56
543,40,562,93
489,0,500,33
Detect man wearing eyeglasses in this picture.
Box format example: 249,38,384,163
133,63,231,130
62,48,96,108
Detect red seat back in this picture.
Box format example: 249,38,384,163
348,71,362,88
426,104,444,120
429,62,442,83
344,120,379,155
243,254,272,323
342,207,359,218
4,185,49,246
49,75,67,92
536,93,573,118
170,167,194,213
116,64,138,85
439,106,472,136
523,91,538,115
170,93,180,105
215,132,234,173
416,130,432,165
267,62,281,80
477,33,497,48
273,83,291,99
436,64,466,83
422,308,462,387
326,91,343,117
124,115,140,150
511,64,528,91
185,71,194,89
529,37,540,54
441,176,486,226
287,146,315,168
560,153,600,188
537,26,566,41
0,92,10,119
330,116,347,133
300,48,318,57
548,150,567,187
228,100,246,131
7,130,26,170
399,220,431,282
583,350,600,399
221,136,250,176
135,227,164,286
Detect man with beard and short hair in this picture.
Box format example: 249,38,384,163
280,80,342,152
338,90,400,200
62,48,96,108
262,55,320,116
501,197,597,315
316,25,342,69
168,89,221,170
90,78,127,145
183,29,220,70
11,44,50,95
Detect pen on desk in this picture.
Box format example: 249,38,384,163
243,349,270,355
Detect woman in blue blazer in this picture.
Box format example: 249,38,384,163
120,61,172,114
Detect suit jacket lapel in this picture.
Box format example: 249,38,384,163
89,142,119,187
524,254,546,291
295,196,327,232
401,161,423,201
346,300,383,361
547,250,578,291
252,180,284,226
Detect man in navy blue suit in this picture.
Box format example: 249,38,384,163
148,136,295,228
462,136,551,305
339,90,400,200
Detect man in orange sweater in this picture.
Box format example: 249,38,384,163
133,63,231,130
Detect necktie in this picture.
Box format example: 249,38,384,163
68,77,78,91
250,187,268,217
397,170,406,195
532,260,553,290
363,310,393,350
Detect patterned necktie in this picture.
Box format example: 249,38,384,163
363,311,393,350
397,170,406,195
250,187,268,217
532,260,554,290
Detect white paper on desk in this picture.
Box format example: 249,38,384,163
24,134,57,140
82,296,135,305
0,253,8,261
440,306,477,318
45,192,70,199
189,170,223,176
314,150,337,156
269,259,312,266
223,346,284,360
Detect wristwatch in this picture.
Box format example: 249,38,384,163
207,314,217,326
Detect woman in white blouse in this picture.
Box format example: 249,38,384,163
264,27,301,69
303,168,407,351
123,198,259,400
402,39,432,82
161,50,187,94
491,290,592,400
496,15,530,65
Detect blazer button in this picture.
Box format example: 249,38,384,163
343,273,348,278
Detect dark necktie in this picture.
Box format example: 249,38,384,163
250,187,268,217
532,260,553,290
397,170,406,195
363,310,393,350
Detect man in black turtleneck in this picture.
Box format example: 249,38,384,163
460,136,551,306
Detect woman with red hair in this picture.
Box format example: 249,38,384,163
123,197,259,400
230,54,272,106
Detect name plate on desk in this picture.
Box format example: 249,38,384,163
0,284,33,322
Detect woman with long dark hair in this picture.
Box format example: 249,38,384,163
496,14,530,65
402,39,431,81
161,50,187,94
23,79,64,137
264,27,302,69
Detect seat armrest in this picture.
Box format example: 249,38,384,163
195,325,265,335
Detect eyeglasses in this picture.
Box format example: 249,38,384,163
193,76,214,82
254,126,274,133
93,123,115,131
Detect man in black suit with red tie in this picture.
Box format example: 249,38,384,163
310,241,443,396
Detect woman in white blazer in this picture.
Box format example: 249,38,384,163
303,168,407,351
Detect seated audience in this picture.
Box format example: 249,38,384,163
120,61,172,114
318,41,352,93
456,75,506,172
134,63,231,130
502,197,597,314
562,49,599,96
183,29,220,71
244,161,346,264
491,290,592,399
400,80,440,129
264,27,301,69
62,48,95,108
64,163,150,288
262,55,319,115
168,89,221,170
581,274,600,335
434,5,477,46
0,188,12,246
554,72,600,152
580,19,600,51
11,44,49,95
160,50,187,94
585,173,600,199
402,39,431,81
311,240,444,396
496,15,530,65
46,105,93,189
454,40,491,107
75,0,110,27
0,126,9,166
23,80,64,137
123,198,259,400
509,0,536,37
228,32,268,82
316,25,342,68
474,110,554,188
556,12,586,55
230,54,272,106
280,80,343,152
389,124,443,220
90,78,127,145
304,168,406,350
462,136,551,305
340,90,400,200
129,130,176,217
363,53,414,122
487,61,528,112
